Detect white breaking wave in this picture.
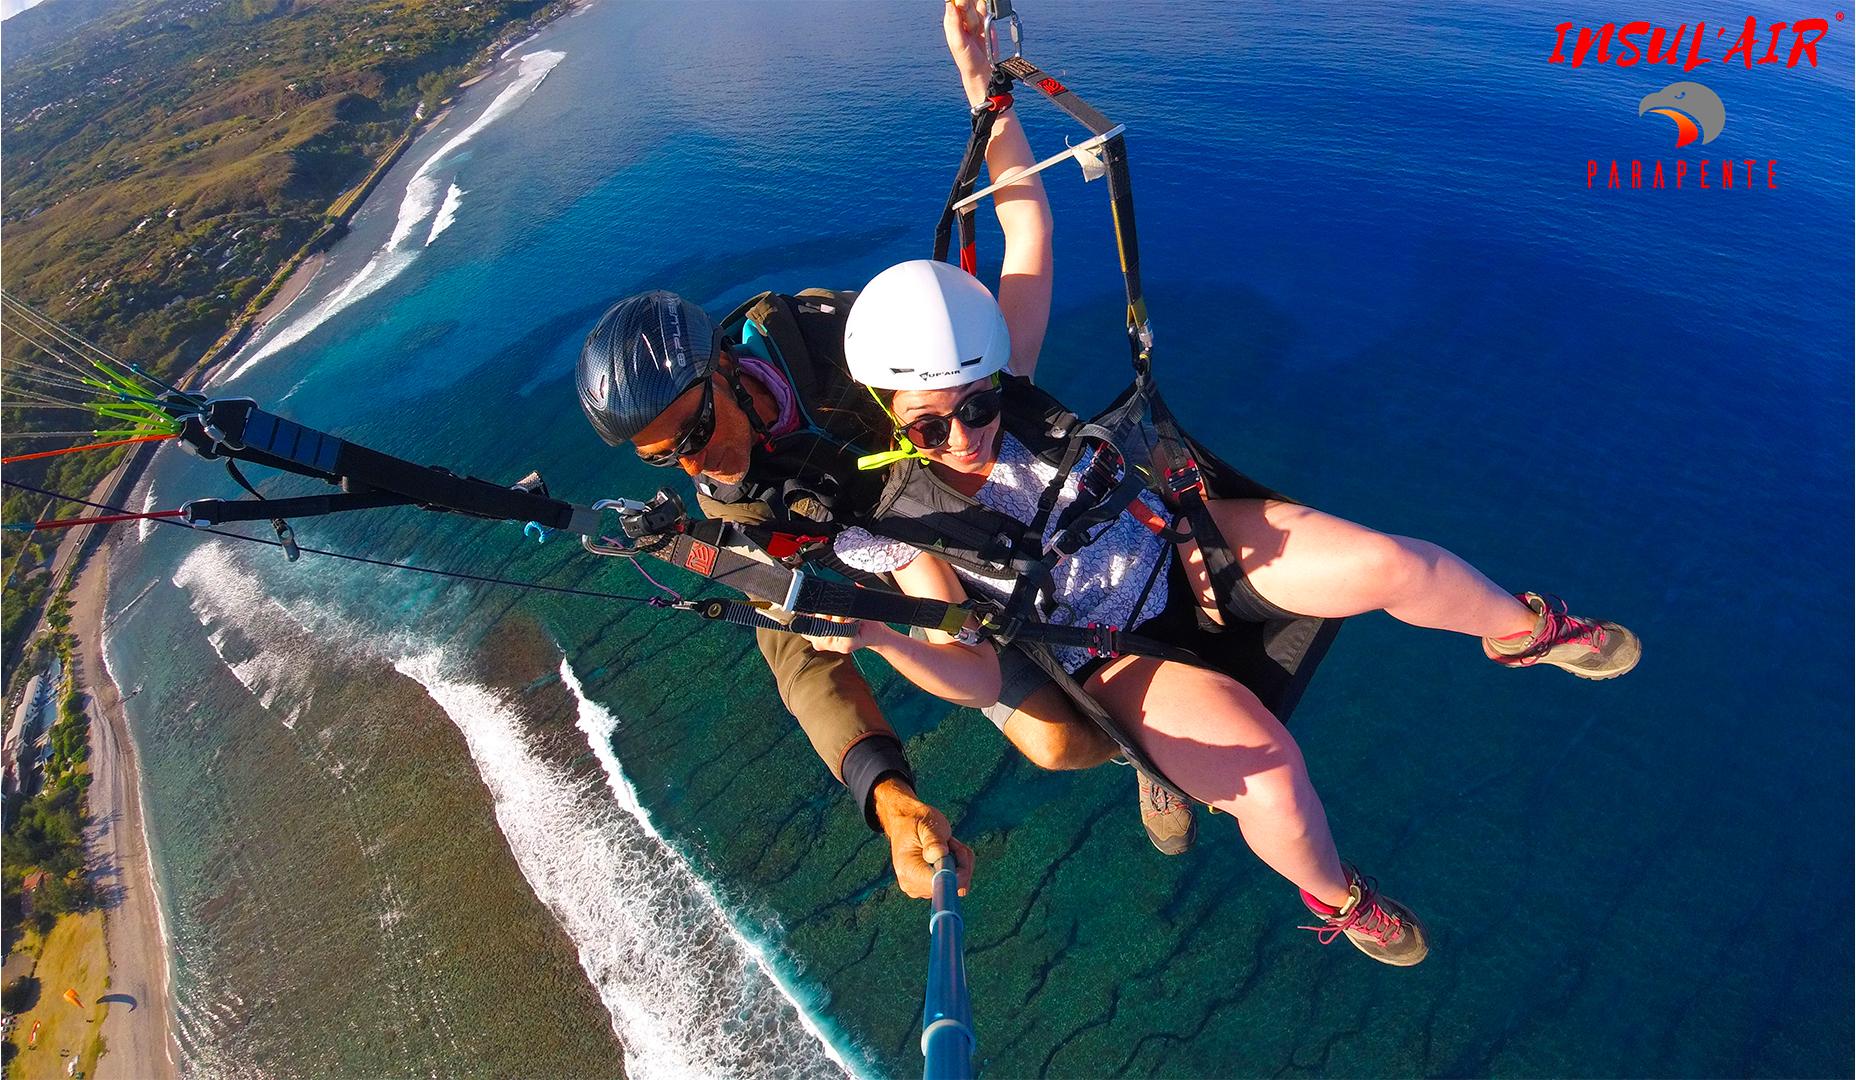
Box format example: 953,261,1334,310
139,483,160,540
388,173,443,251
397,651,858,1080
426,183,465,245
558,658,865,1077
217,49,566,385
164,539,860,1077
174,546,322,728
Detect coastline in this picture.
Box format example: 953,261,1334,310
69,550,179,1080
29,9,595,1076
182,1,577,393
251,250,326,332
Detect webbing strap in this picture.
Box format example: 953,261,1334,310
996,55,1151,370
998,416,1095,621
797,578,971,637
1145,390,1253,624
690,599,856,639
1012,641,1193,803
933,67,1017,272
181,399,603,537
1045,423,1151,553
639,520,971,636
646,520,1196,661
183,490,414,526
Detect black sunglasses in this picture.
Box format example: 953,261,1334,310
636,375,718,468
899,384,1003,450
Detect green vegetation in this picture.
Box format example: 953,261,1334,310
1,0,572,680
2,620,92,936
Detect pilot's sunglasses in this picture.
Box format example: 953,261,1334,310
899,385,1004,450
636,376,718,468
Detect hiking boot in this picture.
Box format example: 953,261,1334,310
1299,867,1429,966
1483,592,1641,680
1136,769,1196,856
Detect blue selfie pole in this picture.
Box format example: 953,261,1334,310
921,855,974,1080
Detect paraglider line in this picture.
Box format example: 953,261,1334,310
2,479,664,605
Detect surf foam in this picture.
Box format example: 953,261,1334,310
162,538,860,1077
174,545,328,728
426,183,465,245
557,657,868,1076
396,651,859,1080
138,482,160,540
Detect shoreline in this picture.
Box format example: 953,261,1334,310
183,2,578,393
69,549,179,1080
251,250,326,332
28,10,594,1075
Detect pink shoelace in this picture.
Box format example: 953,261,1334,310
1506,594,1607,663
1300,875,1404,946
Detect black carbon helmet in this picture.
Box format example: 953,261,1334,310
577,291,720,445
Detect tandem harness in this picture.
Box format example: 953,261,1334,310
870,1,1344,795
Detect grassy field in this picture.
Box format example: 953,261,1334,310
4,912,108,1080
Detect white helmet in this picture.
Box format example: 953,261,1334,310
844,260,1012,391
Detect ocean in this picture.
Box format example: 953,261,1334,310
97,1,1851,1077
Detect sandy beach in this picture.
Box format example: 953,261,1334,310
69,552,178,1080
252,250,326,332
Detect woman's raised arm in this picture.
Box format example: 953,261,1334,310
946,0,1053,381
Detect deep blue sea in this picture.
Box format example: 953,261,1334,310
97,2,1851,1077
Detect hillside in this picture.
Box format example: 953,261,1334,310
0,0,570,682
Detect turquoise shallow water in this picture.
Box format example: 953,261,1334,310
98,1,1851,1076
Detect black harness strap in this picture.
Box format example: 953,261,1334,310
996,55,1151,371
1011,640,1192,803
218,458,308,561
933,67,1017,274
1045,423,1153,554
1142,384,1253,626
997,419,1093,621
184,489,415,526
178,398,602,536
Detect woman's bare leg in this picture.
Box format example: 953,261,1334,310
1085,655,1352,906
1178,499,1538,637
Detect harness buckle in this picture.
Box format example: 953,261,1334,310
973,92,1014,118
1166,459,1208,501
271,518,301,562
764,531,830,562
581,488,689,556
620,487,687,540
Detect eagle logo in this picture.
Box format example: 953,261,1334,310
1638,82,1726,147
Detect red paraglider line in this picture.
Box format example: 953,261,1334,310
1,432,176,464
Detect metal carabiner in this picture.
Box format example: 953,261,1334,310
984,0,1022,63
579,498,651,557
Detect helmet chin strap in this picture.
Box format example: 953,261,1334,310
857,385,929,471
720,353,771,443
858,440,925,472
